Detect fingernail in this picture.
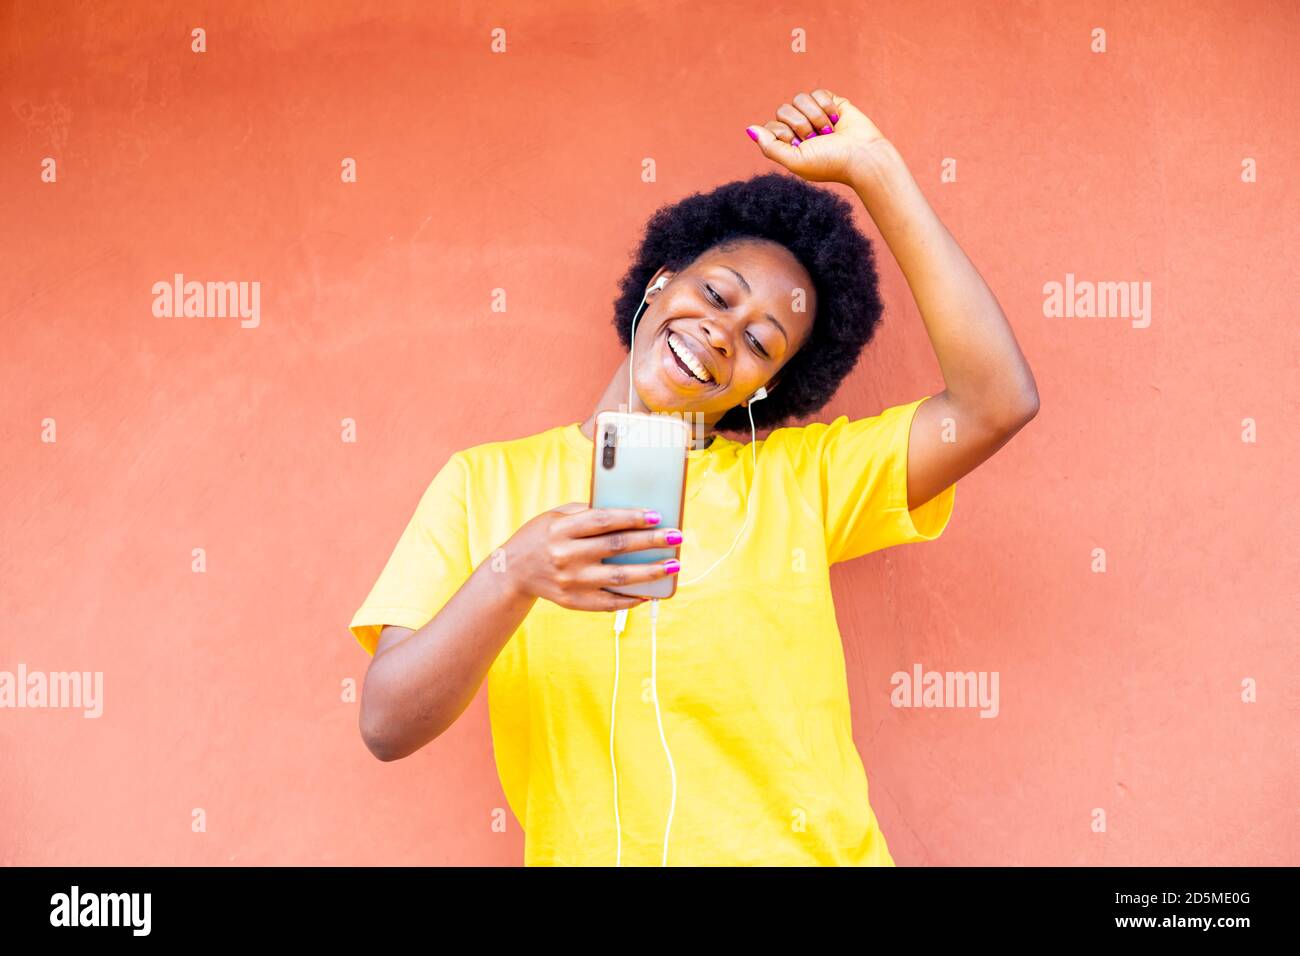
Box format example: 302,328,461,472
792,136,801,146
645,510,661,525
665,530,683,545
829,113,839,124
745,127,758,142
820,125,833,135
664,559,680,574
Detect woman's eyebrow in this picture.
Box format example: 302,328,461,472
720,265,789,345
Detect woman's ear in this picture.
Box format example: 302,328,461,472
744,376,778,408
649,270,675,295
742,369,785,407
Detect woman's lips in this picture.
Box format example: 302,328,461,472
661,329,712,387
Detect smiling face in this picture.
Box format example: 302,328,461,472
629,239,817,423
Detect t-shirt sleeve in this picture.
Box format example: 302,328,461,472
807,395,957,565
348,452,474,657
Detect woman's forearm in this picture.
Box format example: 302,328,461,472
849,140,1039,423
359,557,536,761
359,503,661,760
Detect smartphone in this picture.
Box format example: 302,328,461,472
588,411,690,600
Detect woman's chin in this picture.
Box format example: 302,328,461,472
632,350,722,411
638,391,692,414
629,384,697,415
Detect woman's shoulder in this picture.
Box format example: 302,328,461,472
752,399,928,466
445,421,580,468
740,417,837,459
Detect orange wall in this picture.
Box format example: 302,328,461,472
2,1,1296,865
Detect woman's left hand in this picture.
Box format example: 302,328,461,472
744,89,888,186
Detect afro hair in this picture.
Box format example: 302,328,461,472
612,170,884,433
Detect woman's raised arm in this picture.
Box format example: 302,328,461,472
745,89,1040,511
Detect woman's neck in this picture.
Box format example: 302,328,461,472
579,356,719,449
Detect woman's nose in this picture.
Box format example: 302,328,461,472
698,321,732,357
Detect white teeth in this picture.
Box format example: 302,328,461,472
668,332,712,383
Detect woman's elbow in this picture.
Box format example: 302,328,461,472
1003,373,1041,428
980,388,1039,434
359,708,401,762
1018,387,1040,424
358,683,412,762
358,690,449,761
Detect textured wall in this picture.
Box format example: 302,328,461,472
1,0,1296,865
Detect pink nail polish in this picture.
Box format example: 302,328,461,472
745,127,758,142
665,530,683,545
792,136,801,146
820,125,833,135
829,113,839,123
645,510,661,525
664,559,680,574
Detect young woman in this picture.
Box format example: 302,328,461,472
349,89,1039,866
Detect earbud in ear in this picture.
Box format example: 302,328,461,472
651,276,669,292
752,386,768,401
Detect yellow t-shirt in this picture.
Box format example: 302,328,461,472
349,396,956,866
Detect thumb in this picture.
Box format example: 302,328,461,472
745,124,799,166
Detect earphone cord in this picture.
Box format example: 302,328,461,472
610,596,677,866
678,399,760,587
630,274,763,588
611,278,766,866
626,279,657,414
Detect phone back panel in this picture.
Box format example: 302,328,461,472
588,411,689,599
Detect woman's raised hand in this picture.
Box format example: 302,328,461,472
500,503,682,611
744,88,888,186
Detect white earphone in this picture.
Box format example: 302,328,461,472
610,275,771,866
